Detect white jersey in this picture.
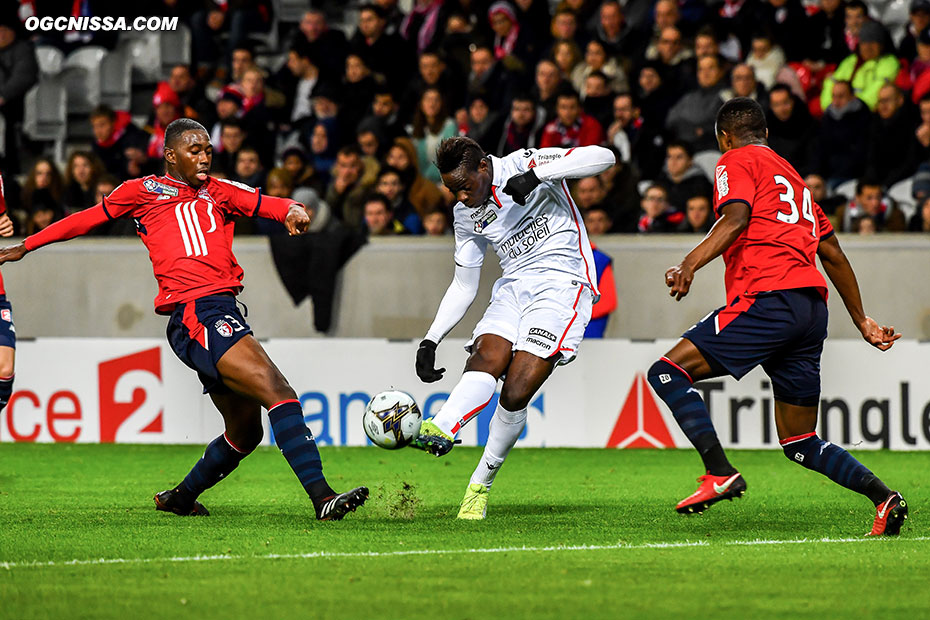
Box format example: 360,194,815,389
452,147,604,296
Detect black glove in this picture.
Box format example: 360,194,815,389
415,339,445,383
502,169,541,206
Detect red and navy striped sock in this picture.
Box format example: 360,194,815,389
780,432,890,504
178,433,250,501
268,399,333,500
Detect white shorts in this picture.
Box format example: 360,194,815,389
466,277,594,365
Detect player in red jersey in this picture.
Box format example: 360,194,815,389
646,98,907,536
0,173,16,414
0,119,368,520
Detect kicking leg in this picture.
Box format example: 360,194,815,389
155,392,262,516
216,335,368,520
775,401,907,535
458,351,555,519
648,338,745,514
414,334,511,456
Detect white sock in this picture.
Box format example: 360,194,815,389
469,404,527,489
432,371,498,437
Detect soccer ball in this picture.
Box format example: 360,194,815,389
363,390,423,449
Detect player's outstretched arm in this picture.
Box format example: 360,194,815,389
817,234,901,351
416,265,481,382
666,201,750,300
0,204,111,264
0,243,27,265
503,146,616,206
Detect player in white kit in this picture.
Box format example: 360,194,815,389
412,136,615,519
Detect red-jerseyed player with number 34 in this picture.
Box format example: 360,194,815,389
646,98,907,536
0,119,368,521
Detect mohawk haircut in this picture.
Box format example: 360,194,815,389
715,97,767,143
164,118,208,150
435,136,485,175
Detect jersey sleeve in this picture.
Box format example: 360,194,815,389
713,152,755,217
452,213,488,268
815,201,835,240
0,173,6,215
212,177,262,216
101,179,142,219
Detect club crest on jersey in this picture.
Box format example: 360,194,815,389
0,309,11,322
214,320,233,338
143,178,179,196
715,165,729,197
473,210,497,233
196,187,215,203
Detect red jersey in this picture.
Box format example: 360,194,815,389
25,174,296,314
712,145,834,305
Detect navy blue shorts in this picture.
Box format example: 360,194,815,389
166,294,252,394
683,288,827,406
0,295,15,350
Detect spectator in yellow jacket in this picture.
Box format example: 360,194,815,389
820,21,899,111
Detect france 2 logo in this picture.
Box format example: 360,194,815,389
214,320,233,338
98,348,163,443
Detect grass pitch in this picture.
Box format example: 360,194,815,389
1,444,927,619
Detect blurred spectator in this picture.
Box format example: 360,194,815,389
865,84,919,188
95,174,119,204
467,45,515,112
745,32,785,90
423,208,451,235
376,166,423,234
63,151,103,213
402,52,465,124
292,9,348,81
350,3,416,94
607,92,665,180
326,145,373,231
591,0,647,60
654,140,712,211
213,119,247,177
401,0,445,54
410,88,457,184
168,64,212,123
910,28,930,90
914,94,930,160
635,61,676,127
281,145,324,194
234,146,265,188
818,80,870,186
309,120,339,185
550,8,583,51
21,158,64,231
342,54,378,134
806,0,847,65
644,26,695,89
496,94,546,154
364,193,407,235
437,10,481,83
766,85,817,176
228,44,256,85
464,92,504,153
844,1,870,54
514,0,553,49
756,0,808,62
191,2,272,79
488,1,540,72
89,105,150,180
637,183,683,232
552,39,582,79
820,21,899,111
255,167,293,235
581,71,614,130
208,89,244,147
376,0,406,35
581,205,616,338
912,163,930,204
836,180,907,232
899,0,930,62
665,54,726,151
384,138,445,215
364,87,407,143
96,173,135,236
147,83,182,160
572,39,629,98
0,9,37,173
539,88,605,147
804,173,846,215
721,63,765,102
236,66,275,165
908,196,930,231
599,146,641,232
573,176,607,210
357,121,386,160
533,59,567,123
285,41,320,129
676,194,713,233
306,81,342,147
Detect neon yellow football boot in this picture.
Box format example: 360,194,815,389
457,483,490,520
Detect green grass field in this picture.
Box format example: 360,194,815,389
1,444,927,619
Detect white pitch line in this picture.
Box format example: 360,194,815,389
2,536,928,570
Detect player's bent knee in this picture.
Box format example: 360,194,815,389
499,385,532,412
647,358,692,401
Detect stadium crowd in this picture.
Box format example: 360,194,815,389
2,0,930,238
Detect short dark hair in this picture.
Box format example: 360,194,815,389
435,136,485,175
164,118,208,150
359,3,386,19
715,97,767,142
587,70,609,83
338,144,363,159
365,192,393,211
855,178,882,195
220,118,244,132
666,139,694,158
377,165,404,182
768,83,793,99
512,92,537,106
89,104,116,121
